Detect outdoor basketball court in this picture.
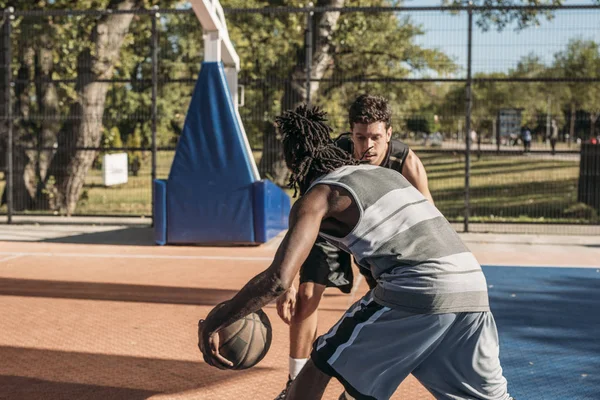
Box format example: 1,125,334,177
0,225,598,400
2,0,600,398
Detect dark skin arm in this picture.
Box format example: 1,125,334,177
362,269,378,290
199,184,353,368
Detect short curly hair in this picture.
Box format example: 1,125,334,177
348,94,392,130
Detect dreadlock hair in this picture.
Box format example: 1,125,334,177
275,104,359,197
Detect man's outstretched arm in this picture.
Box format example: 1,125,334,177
199,185,332,365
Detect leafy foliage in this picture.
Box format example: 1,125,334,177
1,0,600,213
436,40,600,139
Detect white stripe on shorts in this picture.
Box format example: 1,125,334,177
327,305,391,365
316,295,375,351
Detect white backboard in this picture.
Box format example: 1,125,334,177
190,0,240,71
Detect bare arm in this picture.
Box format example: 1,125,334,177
199,185,332,364
402,149,434,204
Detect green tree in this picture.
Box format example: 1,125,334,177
406,112,439,134
1,0,183,214
552,39,600,140
5,0,598,215
251,0,457,184
248,0,347,185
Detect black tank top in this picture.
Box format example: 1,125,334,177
334,133,410,173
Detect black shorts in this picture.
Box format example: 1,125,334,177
299,237,373,294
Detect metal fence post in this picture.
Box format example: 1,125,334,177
305,3,314,105
151,7,159,226
464,2,473,233
4,8,14,224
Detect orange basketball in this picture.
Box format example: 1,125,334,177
216,309,272,370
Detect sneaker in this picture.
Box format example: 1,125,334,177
274,376,293,400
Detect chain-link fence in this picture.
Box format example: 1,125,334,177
1,4,600,233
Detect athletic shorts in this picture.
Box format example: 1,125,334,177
299,236,355,293
311,291,511,400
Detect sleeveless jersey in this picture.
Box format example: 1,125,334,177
334,133,410,172
308,165,490,314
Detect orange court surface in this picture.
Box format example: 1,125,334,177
1,224,599,400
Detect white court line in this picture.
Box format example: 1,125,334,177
482,263,600,269
0,251,595,269
0,251,272,261
0,254,24,263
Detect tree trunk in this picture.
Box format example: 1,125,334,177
12,46,37,211
1,31,64,211
309,3,344,101
569,102,576,147
0,19,7,180
48,0,137,215
259,0,345,185
590,112,599,139
31,36,60,209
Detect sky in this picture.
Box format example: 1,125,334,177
404,0,600,77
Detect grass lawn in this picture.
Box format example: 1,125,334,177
0,151,597,223
419,152,592,222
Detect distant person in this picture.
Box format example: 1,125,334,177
470,129,477,146
550,120,559,155
469,129,480,160
522,127,532,153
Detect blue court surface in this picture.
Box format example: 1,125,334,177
483,266,600,400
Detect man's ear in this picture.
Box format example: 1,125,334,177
386,126,392,142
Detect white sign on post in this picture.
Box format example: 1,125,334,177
103,153,129,186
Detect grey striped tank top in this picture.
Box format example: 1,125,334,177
308,164,490,314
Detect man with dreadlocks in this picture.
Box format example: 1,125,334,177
198,105,511,400
275,94,433,400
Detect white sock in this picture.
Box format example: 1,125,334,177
344,392,356,400
289,357,309,380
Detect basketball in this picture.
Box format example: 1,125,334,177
216,309,273,370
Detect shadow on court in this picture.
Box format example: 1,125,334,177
0,278,237,306
41,227,155,246
0,375,157,400
484,266,600,400
0,346,271,400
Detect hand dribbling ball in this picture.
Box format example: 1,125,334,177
201,309,272,370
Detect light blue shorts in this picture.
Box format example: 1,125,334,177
311,292,511,400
